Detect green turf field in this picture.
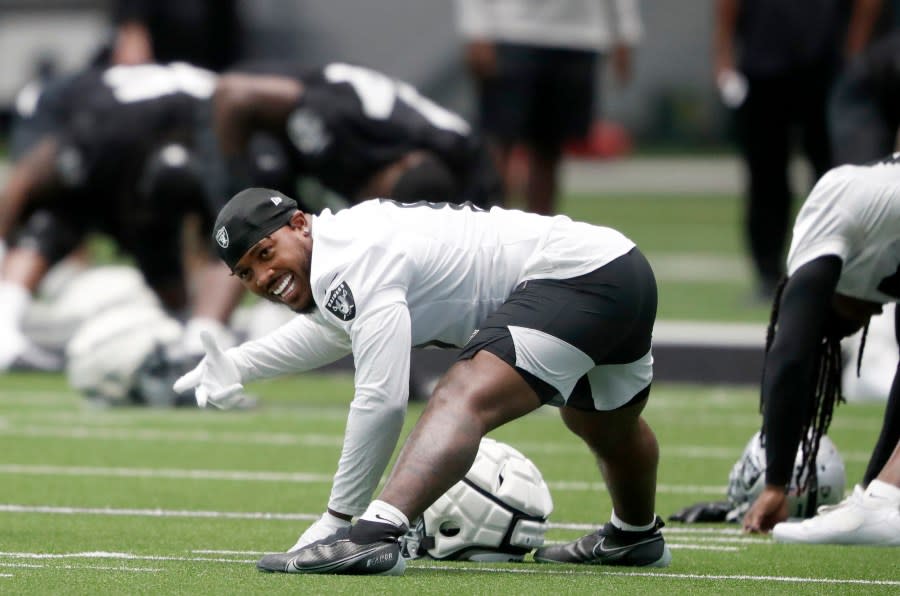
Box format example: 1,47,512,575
560,192,777,323
0,372,895,595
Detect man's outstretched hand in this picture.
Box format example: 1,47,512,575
173,330,244,408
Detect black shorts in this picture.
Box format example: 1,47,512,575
458,248,657,411
478,43,599,151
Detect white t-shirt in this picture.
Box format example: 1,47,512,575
787,156,900,304
230,199,635,515
455,0,643,51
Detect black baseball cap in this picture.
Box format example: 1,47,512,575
213,188,299,270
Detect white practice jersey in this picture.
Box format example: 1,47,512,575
229,199,634,515
787,156,900,304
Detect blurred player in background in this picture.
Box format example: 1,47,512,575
830,30,900,166
211,62,502,210
742,154,900,545
0,62,243,372
455,0,643,214
109,0,242,72
713,0,882,301
176,188,669,574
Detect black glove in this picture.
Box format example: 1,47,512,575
668,500,734,523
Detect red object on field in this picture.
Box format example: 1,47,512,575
565,120,633,159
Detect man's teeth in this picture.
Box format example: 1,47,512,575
273,275,292,296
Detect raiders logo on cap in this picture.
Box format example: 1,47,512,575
325,281,355,321
215,226,229,248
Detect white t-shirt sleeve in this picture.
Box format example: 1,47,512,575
786,174,856,276
327,289,412,516
228,311,351,381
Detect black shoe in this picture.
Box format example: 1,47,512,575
533,516,671,567
256,527,406,575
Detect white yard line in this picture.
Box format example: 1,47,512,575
1,504,752,538
0,464,726,494
0,503,320,521
0,425,344,447
647,254,751,283
0,423,878,459
0,561,160,572
419,563,900,586
0,503,758,548
0,464,335,483
0,551,252,565
1,552,896,587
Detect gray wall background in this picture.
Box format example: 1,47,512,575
0,0,726,146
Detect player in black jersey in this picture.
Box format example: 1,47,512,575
212,62,502,209
0,63,243,373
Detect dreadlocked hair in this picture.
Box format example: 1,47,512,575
856,321,870,377
760,276,845,494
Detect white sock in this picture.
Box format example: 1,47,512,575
610,510,656,532
864,479,900,505
359,500,410,530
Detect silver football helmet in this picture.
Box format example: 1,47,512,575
65,303,183,406
726,431,846,520
403,437,553,561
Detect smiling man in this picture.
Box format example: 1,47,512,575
176,187,671,574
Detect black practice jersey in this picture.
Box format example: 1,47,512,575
9,75,71,160
279,63,482,199
48,63,217,200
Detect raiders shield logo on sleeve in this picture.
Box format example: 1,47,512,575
325,281,356,321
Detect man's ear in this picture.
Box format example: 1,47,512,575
289,210,307,230
289,210,311,237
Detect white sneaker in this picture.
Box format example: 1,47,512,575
815,484,865,515
773,483,900,545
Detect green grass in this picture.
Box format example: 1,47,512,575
560,193,745,255
0,372,894,595
560,192,770,322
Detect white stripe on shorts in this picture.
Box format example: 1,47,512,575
509,325,653,410
509,325,594,399
585,349,653,410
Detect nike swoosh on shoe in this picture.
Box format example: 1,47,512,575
593,535,661,556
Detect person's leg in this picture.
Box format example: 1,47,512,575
526,47,597,216
798,62,835,180
2,246,52,292
863,363,900,485
378,349,543,520
738,75,792,296
0,209,83,370
476,43,532,205
875,439,900,486
256,349,542,575
559,395,658,526
525,145,561,215
0,247,53,370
